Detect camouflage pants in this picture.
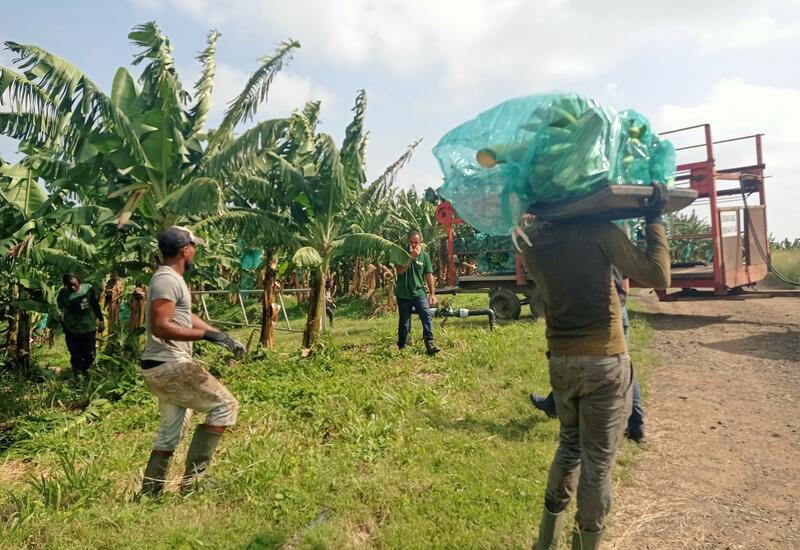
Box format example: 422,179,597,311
142,361,239,452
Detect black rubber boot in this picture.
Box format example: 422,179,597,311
571,528,603,550
532,508,566,550
180,425,223,494
424,340,441,355
141,451,172,498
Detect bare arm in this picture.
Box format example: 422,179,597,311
425,272,436,302
191,313,217,333
150,299,207,341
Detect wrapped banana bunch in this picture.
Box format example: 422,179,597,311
432,93,677,235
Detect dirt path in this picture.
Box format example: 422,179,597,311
607,293,800,550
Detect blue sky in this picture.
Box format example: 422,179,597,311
2,0,799,238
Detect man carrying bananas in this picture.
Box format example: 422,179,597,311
520,185,670,550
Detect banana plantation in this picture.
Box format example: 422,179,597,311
0,23,450,373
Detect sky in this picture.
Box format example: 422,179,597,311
2,0,799,238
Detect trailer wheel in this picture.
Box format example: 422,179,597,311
489,289,521,320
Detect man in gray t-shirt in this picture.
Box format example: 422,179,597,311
139,227,246,498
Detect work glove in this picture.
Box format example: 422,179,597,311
641,183,670,225
97,321,105,333
203,330,246,359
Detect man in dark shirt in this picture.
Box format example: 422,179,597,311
530,266,647,443
56,273,104,377
523,185,670,550
395,230,440,355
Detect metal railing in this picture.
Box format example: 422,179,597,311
191,288,310,332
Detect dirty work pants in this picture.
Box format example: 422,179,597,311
544,353,632,532
142,361,239,452
65,331,96,375
397,295,434,347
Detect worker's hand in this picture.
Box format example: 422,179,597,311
203,330,246,359
428,295,437,307
97,321,105,333
642,183,670,224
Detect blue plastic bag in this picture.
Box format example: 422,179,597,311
433,93,675,235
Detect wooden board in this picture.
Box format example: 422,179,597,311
528,185,698,222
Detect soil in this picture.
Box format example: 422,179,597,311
607,292,800,549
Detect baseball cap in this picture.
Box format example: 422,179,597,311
157,226,206,256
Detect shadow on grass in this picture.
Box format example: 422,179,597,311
429,413,550,442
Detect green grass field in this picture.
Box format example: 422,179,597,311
766,248,800,286
0,294,652,549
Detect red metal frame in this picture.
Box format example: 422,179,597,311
434,200,463,287
435,123,772,300
647,124,769,298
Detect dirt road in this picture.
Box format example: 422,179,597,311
607,293,800,550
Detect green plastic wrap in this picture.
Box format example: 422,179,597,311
433,93,675,235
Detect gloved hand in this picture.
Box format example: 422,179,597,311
203,330,246,359
641,183,670,224
97,321,105,333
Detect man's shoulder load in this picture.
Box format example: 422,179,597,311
432,92,692,235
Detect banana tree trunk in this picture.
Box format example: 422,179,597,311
351,257,362,296
15,292,31,373
259,251,279,349
104,274,122,329
364,263,378,308
302,269,326,349
4,284,19,351
129,285,147,329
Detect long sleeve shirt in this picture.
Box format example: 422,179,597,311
56,284,103,335
520,221,670,356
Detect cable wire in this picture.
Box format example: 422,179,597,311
739,177,800,286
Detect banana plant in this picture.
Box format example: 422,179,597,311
268,92,412,348
0,22,300,231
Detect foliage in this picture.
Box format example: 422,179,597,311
0,295,652,547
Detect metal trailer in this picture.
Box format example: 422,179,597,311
434,122,797,313
434,200,543,321
637,123,799,300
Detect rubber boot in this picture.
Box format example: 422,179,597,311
571,529,603,550
532,508,566,550
140,451,172,498
424,340,441,355
180,425,223,494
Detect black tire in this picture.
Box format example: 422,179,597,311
489,288,521,320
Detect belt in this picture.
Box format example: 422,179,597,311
140,359,165,370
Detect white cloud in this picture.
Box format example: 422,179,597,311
179,62,336,129
145,0,800,94
658,78,800,238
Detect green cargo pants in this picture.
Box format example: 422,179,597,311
544,353,633,532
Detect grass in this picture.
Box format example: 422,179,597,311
0,293,653,549
765,248,800,286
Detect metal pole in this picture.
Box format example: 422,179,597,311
237,293,249,326
278,292,292,330
201,294,210,320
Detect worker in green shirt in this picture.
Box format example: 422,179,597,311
395,230,440,355
56,273,104,377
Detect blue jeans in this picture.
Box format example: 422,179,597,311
536,304,645,436
397,295,434,348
